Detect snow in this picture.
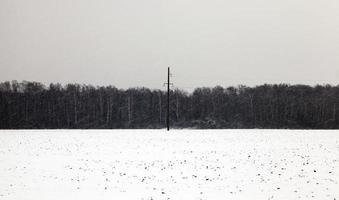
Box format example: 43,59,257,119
0,130,338,200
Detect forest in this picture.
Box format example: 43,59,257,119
0,81,338,129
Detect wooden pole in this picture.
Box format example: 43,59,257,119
167,67,170,131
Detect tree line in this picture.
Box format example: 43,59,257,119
0,81,338,129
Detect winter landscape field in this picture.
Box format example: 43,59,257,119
0,130,338,200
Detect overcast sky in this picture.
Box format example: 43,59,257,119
1,0,339,90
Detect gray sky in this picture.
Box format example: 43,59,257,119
1,0,339,90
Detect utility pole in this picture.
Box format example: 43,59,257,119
167,67,170,131
164,67,173,131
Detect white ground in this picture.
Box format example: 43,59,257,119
0,130,338,200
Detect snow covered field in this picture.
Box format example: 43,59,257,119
0,130,338,200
